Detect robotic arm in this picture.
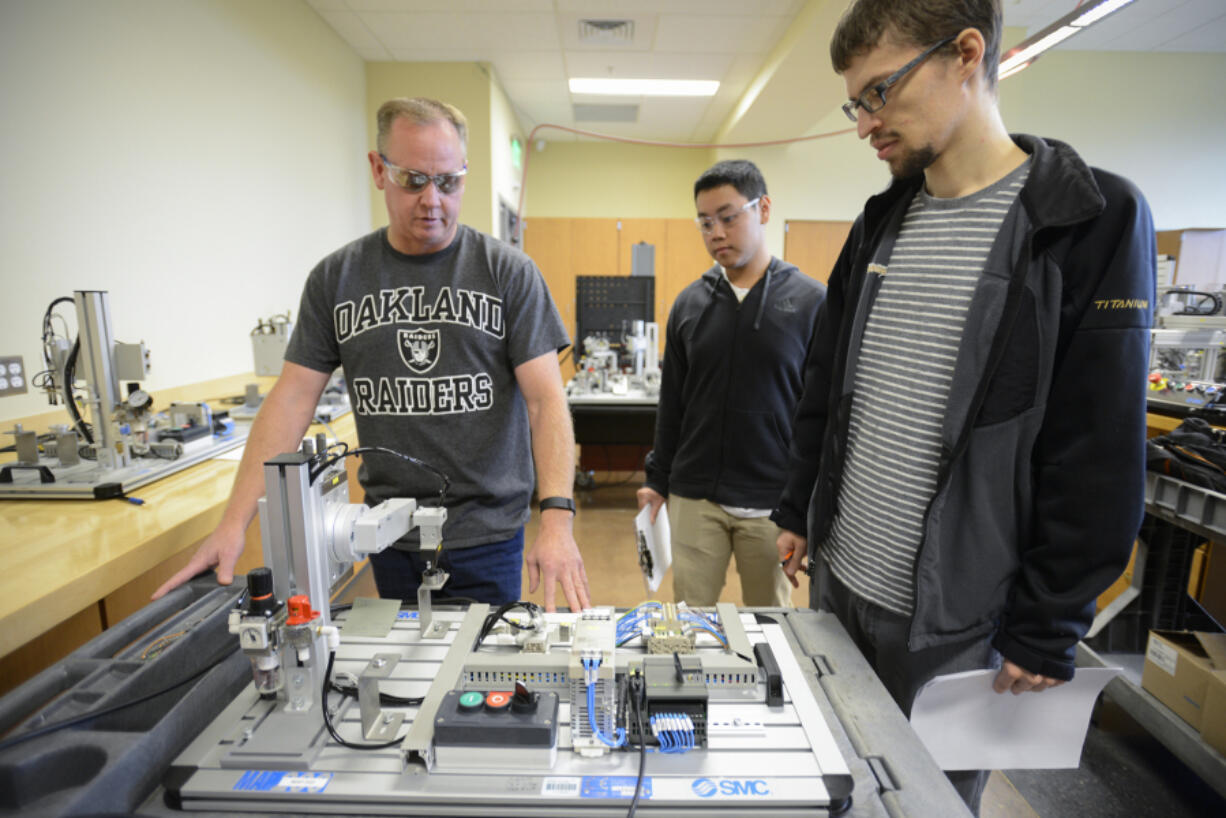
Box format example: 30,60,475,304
229,439,448,713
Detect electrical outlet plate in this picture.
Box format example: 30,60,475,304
0,356,28,397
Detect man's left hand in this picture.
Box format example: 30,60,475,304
525,510,590,613
992,659,1067,694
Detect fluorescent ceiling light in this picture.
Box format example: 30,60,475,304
1072,0,1135,27
568,78,719,97
999,25,1080,73
998,61,1031,80
999,0,1135,78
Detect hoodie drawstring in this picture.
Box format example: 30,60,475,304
753,263,774,331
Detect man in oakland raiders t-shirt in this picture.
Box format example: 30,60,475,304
155,98,589,613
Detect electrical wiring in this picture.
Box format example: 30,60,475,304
321,651,409,750
582,657,626,748
625,670,647,818
61,337,93,444
308,444,449,504
472,601,543,649
327,671,423,707
0,640,240,753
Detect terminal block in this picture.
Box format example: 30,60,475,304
645,602,697,654
624,654,709,749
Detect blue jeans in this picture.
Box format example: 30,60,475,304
368,528,524,606
812,562,999,816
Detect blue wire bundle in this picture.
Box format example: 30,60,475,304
650,713,695,754
582,656,626,748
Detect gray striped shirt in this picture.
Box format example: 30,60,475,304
823,160,1031,616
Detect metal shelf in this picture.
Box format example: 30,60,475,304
1080,472,1226,802
1145,471,1226,544
1077,642,1226,801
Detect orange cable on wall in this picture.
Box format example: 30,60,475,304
513,122,858,242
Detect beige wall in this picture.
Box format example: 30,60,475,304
489,69,527,242
523,142,716,219
366,61,503,237
999,49,1226,232
524,45,1226,264
0,0,369,423
721,48,1226,265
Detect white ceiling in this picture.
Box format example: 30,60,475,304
308,0,1226,143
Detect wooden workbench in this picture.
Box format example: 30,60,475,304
0,373,357,696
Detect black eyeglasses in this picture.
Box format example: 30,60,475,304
841,35,957,123
379,153,468,194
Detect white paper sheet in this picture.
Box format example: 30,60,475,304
910,666,1121,770
634,503,671,593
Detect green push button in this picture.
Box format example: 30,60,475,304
458,691,484,711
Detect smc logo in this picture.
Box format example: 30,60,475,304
691,778,771,797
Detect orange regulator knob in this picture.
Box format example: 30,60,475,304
286,594,320,626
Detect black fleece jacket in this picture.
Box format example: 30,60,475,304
645,258,826,508
773,135,1154,680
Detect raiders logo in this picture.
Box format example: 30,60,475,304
398,328,440,374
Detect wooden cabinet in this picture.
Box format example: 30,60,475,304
783,220,853,285
523,217,711,354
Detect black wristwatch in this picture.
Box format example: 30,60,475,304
538,496,576,515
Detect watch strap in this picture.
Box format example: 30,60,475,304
538,496,576,514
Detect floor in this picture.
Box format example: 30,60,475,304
347,473,1226,817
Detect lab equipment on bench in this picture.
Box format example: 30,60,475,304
0,290,247,499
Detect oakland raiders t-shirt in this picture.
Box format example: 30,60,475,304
286,225,570,548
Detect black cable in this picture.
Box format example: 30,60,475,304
309,445,449,508
626,671,647,818
0,640,239,753
321,651,408,750
431,595,481,606
473,601,542,650
62,337,93,444
327,674,423,707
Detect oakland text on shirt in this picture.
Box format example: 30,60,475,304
334,286,505,343
352,374,494,416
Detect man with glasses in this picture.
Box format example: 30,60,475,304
772,1,1153,811
156,98,589,614
638,160,824,608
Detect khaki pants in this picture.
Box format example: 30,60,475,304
668,495,791,607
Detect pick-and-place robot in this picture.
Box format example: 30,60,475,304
168,439,856,815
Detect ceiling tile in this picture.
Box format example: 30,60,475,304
500,79,571,106
309,0,1223,146
653,13,789,54
558,0,799,19
384,47,493,62
347,0,554,11
358,11,560,52
564,51,733,80
556,13,658,52
488,51,567,81
1158,14,1226,51
314,10,390,59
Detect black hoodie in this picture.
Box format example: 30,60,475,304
645,258,826,508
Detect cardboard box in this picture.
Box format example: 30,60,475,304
1142,631,1226,734
1201,669,1226,756
1199,542,1226,627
